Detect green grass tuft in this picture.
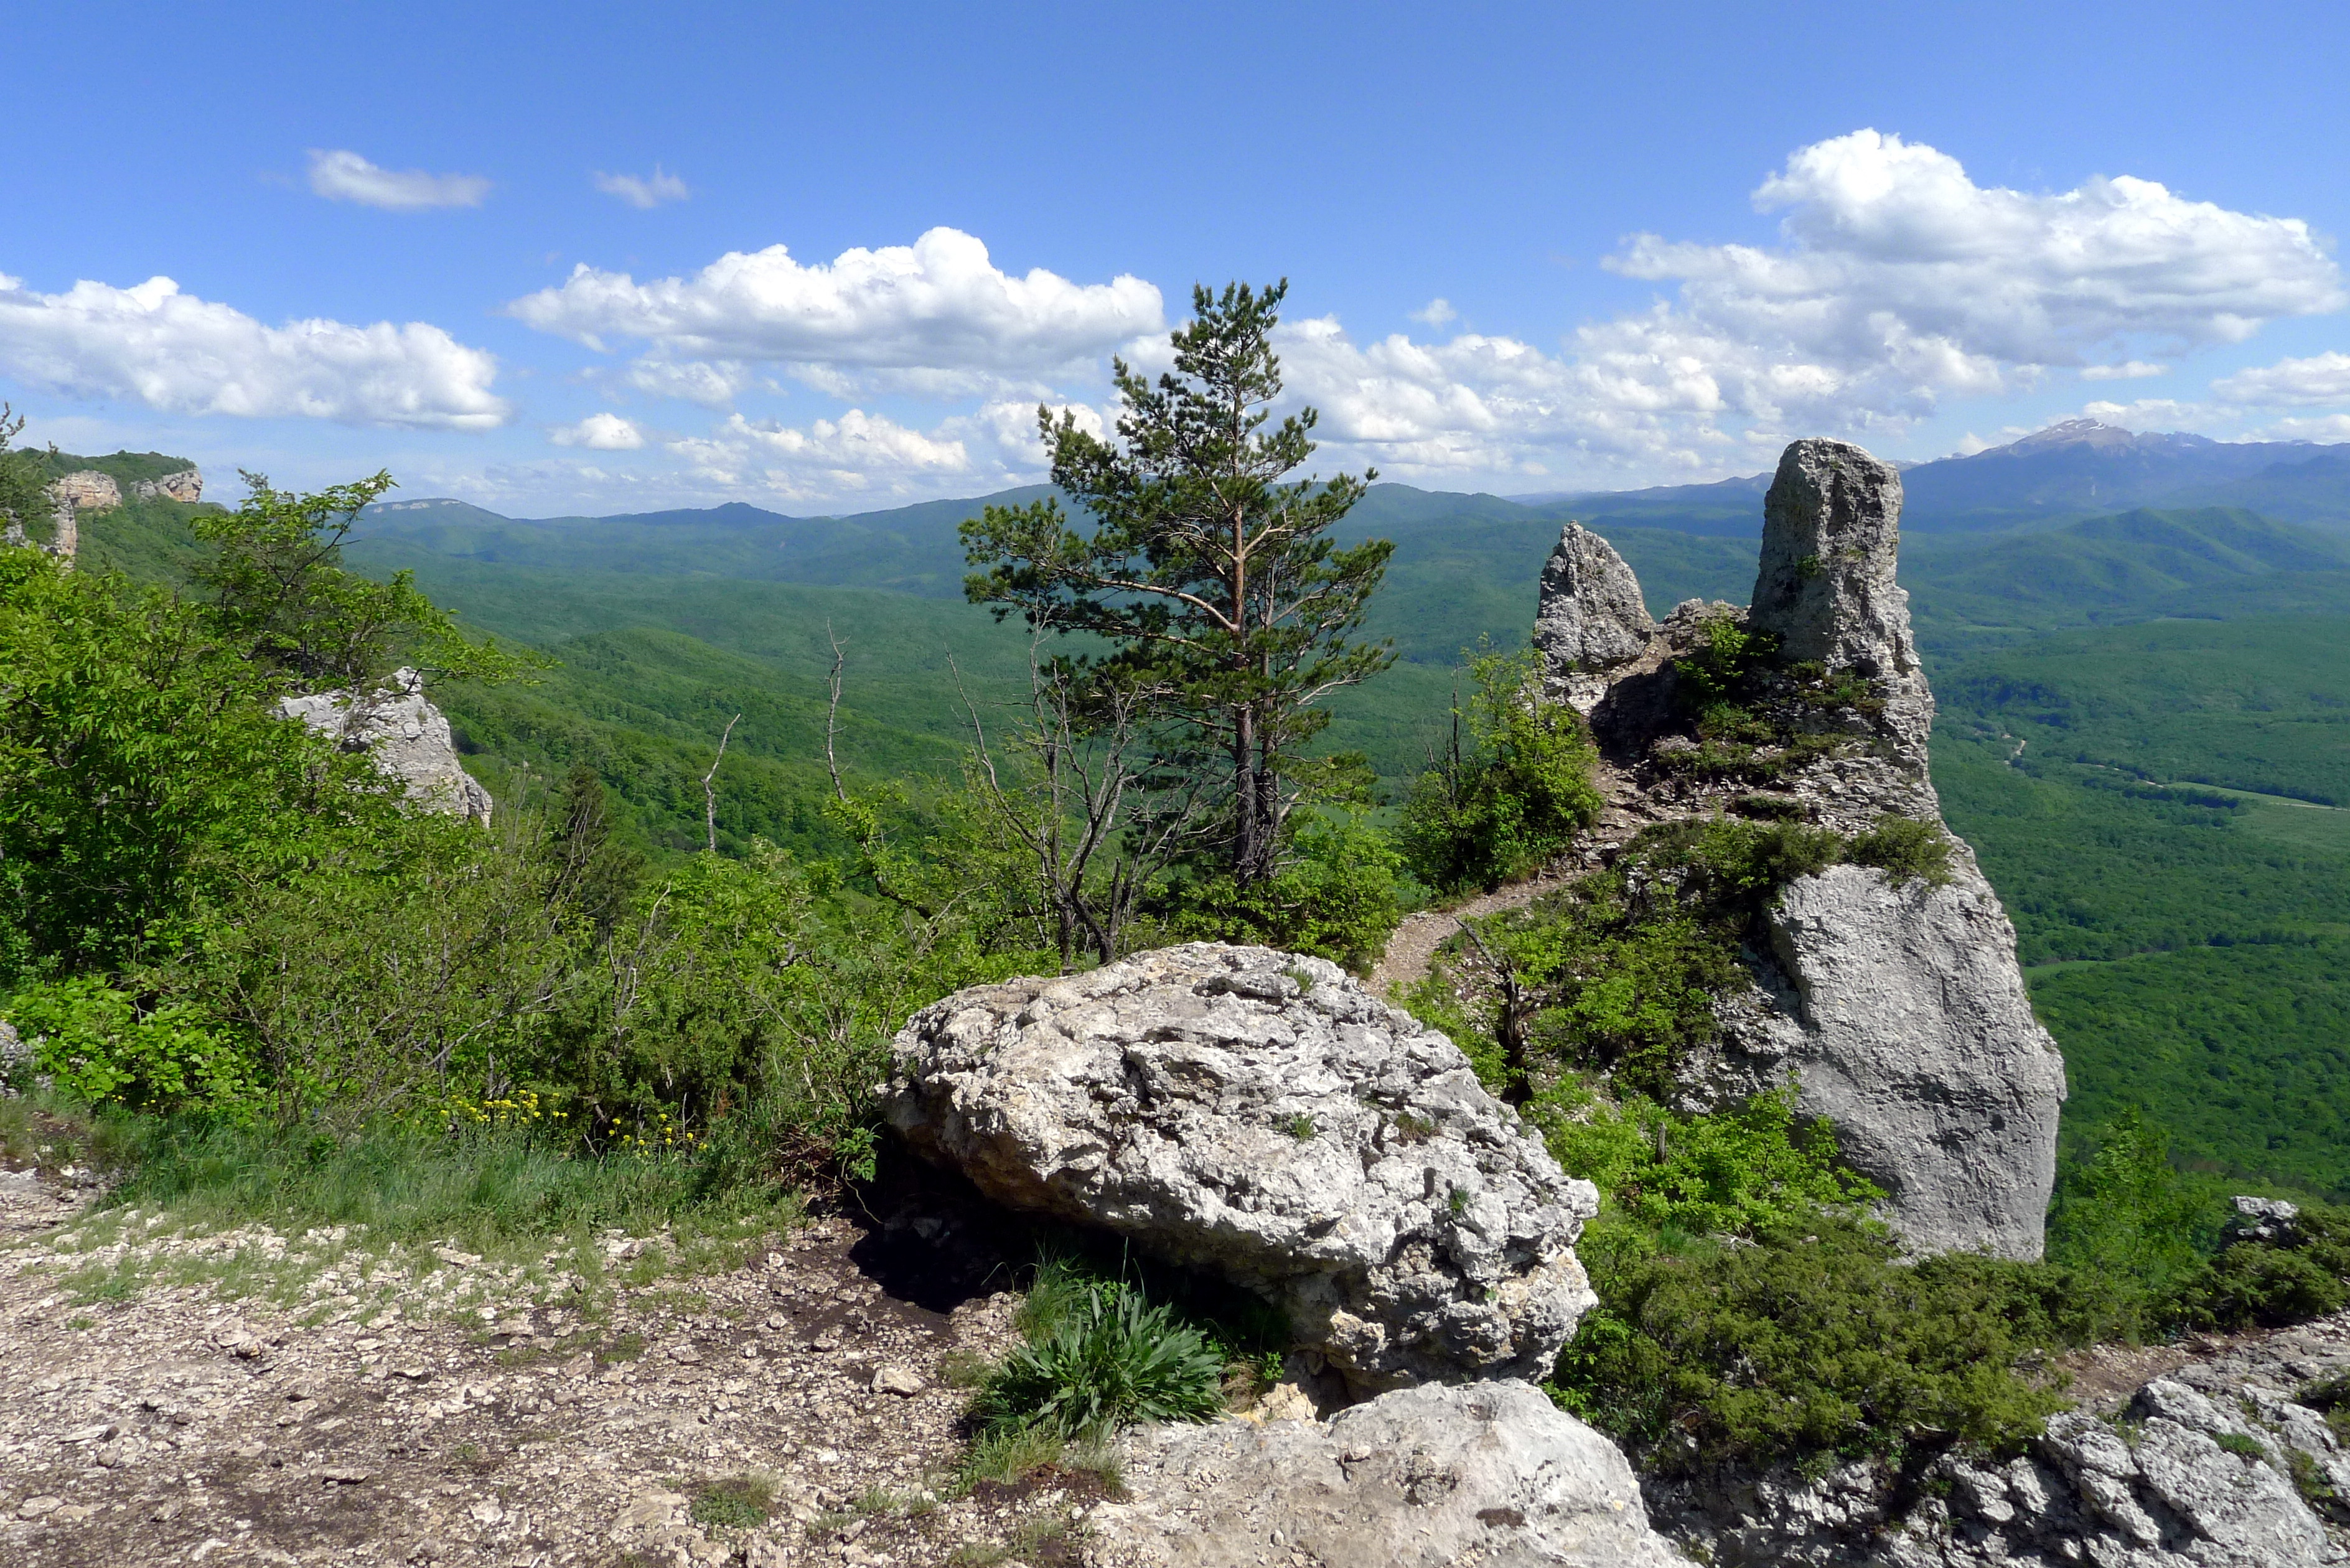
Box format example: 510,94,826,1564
975,1280,1226,1444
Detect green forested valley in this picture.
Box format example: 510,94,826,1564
322,484,2350,1199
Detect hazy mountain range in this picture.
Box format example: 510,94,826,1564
356,419,2350,581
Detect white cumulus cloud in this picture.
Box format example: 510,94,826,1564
505,226,1164,394
0,273,507,429
1603,129,2339,413
1273,129,2347,483
2212,350,2350,406
307,149,491,211
1410,298,1458,327
2260,413,2350,441
593,166,690,208
550,412,645,450
622,357,754,407
665,409,976,503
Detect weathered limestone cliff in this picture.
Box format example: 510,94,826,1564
131,467,203,504
43,470,121,515
1533,438,2067,1261
278,667,494,824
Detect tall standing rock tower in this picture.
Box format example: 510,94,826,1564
1532,438,2067,1259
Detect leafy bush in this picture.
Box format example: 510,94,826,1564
1642,816,1845,908
2044,1108,2224,1307
1671,610,1774,713
1400,646,1602,895
1848,816,1957,887
2171,1244,2348,1330
1538,1085,1882,1244
1552,1218,2072,1472
1167,808,1406,974
973,1279,1227,1440
4,976,259,1116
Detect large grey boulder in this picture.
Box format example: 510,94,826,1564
1767,865,2067,1259
884,943,1597,1394
279,667,493,824
1087,1379,1682,1567
1534,523,1655,714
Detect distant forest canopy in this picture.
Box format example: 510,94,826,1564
54,422,2350,1200
35,447,202,486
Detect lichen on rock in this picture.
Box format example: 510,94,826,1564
884,941,1598,1394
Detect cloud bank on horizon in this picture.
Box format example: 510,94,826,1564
5,129,2348,510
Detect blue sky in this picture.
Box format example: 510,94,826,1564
5,0,2348,514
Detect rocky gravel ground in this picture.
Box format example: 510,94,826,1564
0,1159,1102,1568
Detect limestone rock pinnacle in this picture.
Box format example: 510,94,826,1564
1533,523,1654,712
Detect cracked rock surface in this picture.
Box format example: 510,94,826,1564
886,943,1598,1394
1648,1309,2350,1566
1090,1379,1682,1567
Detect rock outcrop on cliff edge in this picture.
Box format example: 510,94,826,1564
279,666,494,825
1533,438,2067,1261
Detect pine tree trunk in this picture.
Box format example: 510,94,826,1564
1233,704,1260,881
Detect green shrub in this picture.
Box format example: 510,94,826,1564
973,1279,1227,1441
1168,809,1406,974
4,977,259,1117
1848,816,1957,887
2172,1244,2348,1330
1671,612,1774,711
2046,1108,2226,1310
1400,645,1602,895
1552,1217,2071,1472
1538,1085,1882,1244
1511,900,1739,1097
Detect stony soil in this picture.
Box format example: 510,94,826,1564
0,1156,1103,1568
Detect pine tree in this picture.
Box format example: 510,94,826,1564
961,281,1393,884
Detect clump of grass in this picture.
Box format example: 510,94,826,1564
958,1420,1066,1488
690,1472,776,1529
95,1114,803,1268
2214,1432,2267,1460
975,1277,1225,1443
1279,1113,1316,1141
